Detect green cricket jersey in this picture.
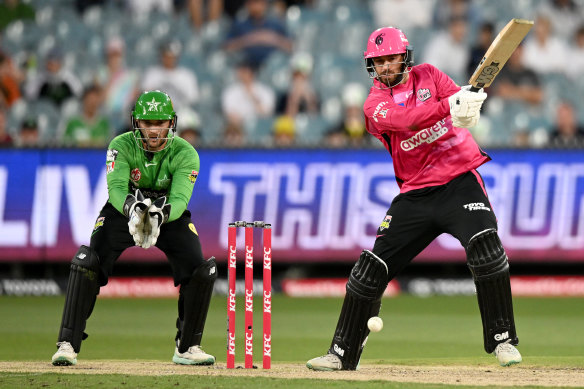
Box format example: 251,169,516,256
105,132,199,222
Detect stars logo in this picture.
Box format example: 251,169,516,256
146,98,161,112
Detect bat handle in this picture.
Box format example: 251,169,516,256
469,86,481,92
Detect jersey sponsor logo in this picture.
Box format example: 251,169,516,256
145,162,157,167
157,174,170,186
463,202,491,212
93,216,105,232
417,88,431,102
372,101,389,123
131,168,142,182
400,119,448,151
106,149,118,162
146,97,161,112
189,170,198,184
189,222,198,235
106,161,115,174
379,215,392,231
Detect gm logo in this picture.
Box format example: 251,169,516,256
494,331,509,341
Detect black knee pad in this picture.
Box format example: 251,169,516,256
329,250,388,370
176,257,218,353
467,229,518,353
58,245,100,353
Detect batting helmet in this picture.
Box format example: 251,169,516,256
131,90,177,152
364,27,414,87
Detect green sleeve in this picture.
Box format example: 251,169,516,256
106,137,132,216
168,145,200,222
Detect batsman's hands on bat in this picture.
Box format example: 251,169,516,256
141,196,171,249
123,189,152,246
448,85,487,128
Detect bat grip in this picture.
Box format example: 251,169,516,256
469,86,481,92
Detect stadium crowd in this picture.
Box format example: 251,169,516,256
0,0,583,149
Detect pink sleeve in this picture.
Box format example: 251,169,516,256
429,64,461,100
364,96,450,132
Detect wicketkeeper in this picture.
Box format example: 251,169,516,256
306,27,521,371
52,90,217,366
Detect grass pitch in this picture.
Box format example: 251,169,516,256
0,295,583,387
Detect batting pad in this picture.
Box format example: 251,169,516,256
466,229,518,353
329,250,388,370
58,245,100,353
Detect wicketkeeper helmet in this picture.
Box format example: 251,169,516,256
131,90,177,152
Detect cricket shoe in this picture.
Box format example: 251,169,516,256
51,341,77,366
306,353,343,371
494,341,522,366
173,344,215,365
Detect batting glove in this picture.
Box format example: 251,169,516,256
123,189,152,247
448,85,487,125
141,196,171,249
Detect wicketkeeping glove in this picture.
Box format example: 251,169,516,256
448,85,487,128
141,196,172,249
123,189,152,247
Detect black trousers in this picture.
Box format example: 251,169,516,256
90,202,206,287
373,170,498,280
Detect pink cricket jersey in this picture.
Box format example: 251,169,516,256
364,63,490,193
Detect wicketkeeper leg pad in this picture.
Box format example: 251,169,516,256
176,257,218,353
329,250,388,370
58,245,100,353
466,229,518,353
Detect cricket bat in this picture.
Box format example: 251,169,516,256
468,18,534,92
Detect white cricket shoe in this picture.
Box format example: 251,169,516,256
52,341,77,366
306,353,343,371
494,341,522,366
173,345,215,365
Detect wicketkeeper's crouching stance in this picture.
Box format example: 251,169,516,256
52,90,217,366
306,26,522,371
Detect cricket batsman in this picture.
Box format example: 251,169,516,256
52,90,217,366
306,27,522,371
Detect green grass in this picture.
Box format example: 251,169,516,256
0,295,583,387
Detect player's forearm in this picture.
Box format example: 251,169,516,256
381,99,450,131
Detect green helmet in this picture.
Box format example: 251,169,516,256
132,90,177,152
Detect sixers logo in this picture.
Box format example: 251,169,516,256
131,168,141,182
375,33,384,46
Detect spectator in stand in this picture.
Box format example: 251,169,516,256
0,108,14,147
522,14,567,75
467,21,495,80
492,44,543,107
325,82,368,148
548,101,584,148
125,0,174,17
272,115,295,147
221,58,275,141
432,0,480,33
188,0,223,30
25,47,83,107
536,0,583,40
61,85,113,148
276,52,319,117
0,0,35,30
224,0,293,69
74,0,105,15
565,25,584,80
142,40,199,112
423,16,469,84
177,108,202,147
95,37,139,133
370,0,434,31
0,51,24,107
17,117,41,147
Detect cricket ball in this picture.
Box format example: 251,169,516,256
367,316,383,332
